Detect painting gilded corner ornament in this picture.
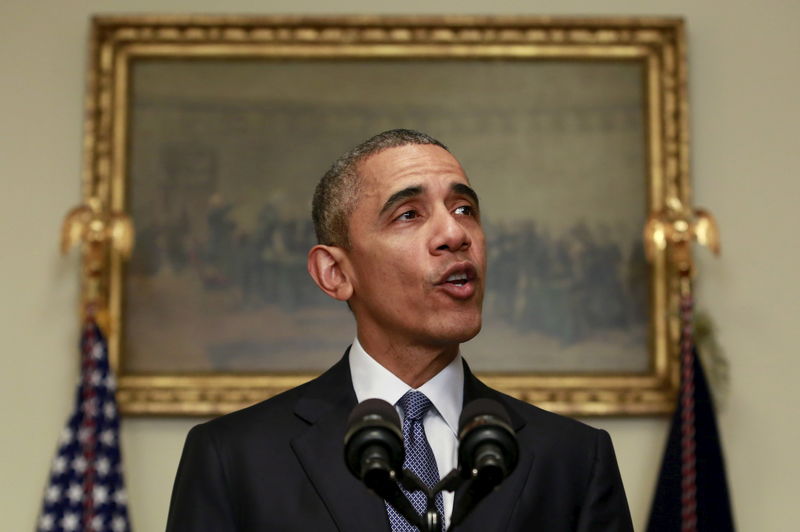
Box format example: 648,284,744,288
78,15,696,416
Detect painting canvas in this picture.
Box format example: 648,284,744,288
124,58,648,376
82,16,690,415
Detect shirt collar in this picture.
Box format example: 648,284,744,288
349,337,464,435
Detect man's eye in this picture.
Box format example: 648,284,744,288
396,210,418,221
454,205,475,216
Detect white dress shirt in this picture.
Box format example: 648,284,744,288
349,337,464,527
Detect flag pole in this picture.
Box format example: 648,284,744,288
677,275,698,531
644,200,734,531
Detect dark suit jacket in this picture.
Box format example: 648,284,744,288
166,352,633,531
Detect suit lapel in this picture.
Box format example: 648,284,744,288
290,351,392,532
453,361,535,532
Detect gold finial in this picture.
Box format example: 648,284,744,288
61,197,134,319
61,197,134,258
643,197,720,277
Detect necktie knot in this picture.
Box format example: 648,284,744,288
398,390,433,421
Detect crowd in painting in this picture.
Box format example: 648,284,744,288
132,204,648,345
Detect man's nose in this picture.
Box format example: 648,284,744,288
430,208,471,253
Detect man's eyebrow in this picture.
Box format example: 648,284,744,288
452,183,480,208
379,185,424,216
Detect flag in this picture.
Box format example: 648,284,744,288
37,319,132,532
647,295,734,531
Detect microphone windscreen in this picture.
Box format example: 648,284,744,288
458,398,511,433
347,398,401,431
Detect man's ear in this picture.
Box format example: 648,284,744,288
307,245,354,301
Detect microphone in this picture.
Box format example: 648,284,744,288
344,399,404,486
450,398,518,527
344,399,424,528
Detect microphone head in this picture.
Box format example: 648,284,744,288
458,399,518,484
344,399,404,481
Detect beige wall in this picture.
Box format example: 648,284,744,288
2,1,798,530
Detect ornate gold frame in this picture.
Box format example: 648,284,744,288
81,15,689,416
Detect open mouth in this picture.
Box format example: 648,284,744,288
436,262,478,289
444,271,470,287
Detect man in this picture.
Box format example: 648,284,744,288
166,130,633,531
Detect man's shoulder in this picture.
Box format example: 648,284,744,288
477,388,619,488
185,381,304,450
192,354,353,445
466,367,602,442
482,383,610,456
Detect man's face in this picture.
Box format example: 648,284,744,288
343,144,486,349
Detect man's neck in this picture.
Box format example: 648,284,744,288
356,331,459,389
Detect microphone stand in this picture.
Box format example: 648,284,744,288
388,469,464,532
390,466,503,532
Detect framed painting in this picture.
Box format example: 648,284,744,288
81,15,689,416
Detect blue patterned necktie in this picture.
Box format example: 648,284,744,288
386,390,446,531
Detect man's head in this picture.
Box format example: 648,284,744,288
312,129,448,249
307,129,486,353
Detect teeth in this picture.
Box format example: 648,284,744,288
446,272,468,282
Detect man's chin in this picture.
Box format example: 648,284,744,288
432,319,482,346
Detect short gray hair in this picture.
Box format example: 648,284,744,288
311,129,449,248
